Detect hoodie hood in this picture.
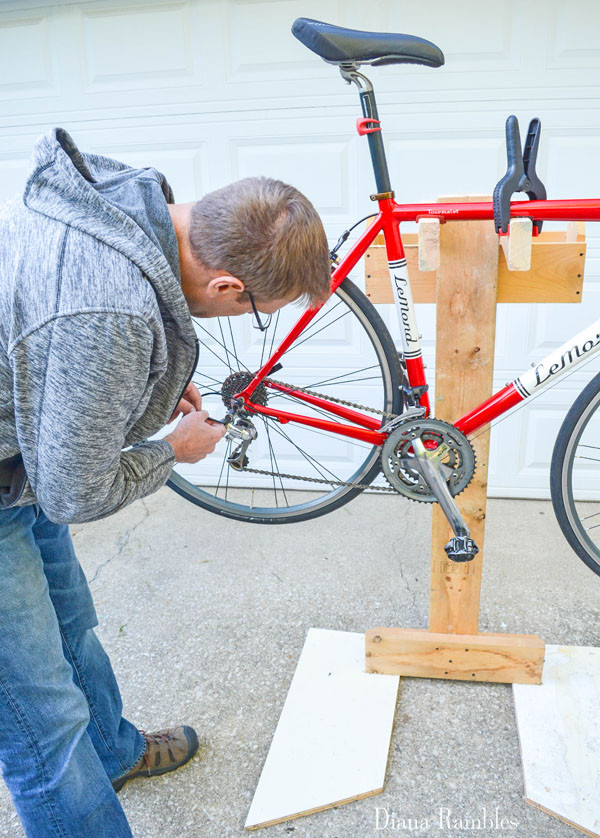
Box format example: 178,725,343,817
22,127,196,348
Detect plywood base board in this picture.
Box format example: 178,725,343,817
244,628,400,830
513,645,600,837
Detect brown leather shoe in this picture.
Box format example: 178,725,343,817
112,726,199,792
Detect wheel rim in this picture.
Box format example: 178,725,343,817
562,386,600,570
164,281,399,521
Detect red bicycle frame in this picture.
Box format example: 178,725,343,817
232,194,600,445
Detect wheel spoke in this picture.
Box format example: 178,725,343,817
261,406,372,449
215,438,232,497
306,364,381,388
217,319,233,374
262,417,290,506
267,389,351,425
193,319,251,373
284,307,351,352
267,420,346,484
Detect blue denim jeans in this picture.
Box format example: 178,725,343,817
0,502,146,837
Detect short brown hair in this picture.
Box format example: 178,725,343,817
188,177,331,308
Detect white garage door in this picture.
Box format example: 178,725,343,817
1,0,599,498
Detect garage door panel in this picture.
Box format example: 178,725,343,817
387,137,502,204
232,136,352,215
549,0,600,67
93,143,207,201
522,285,600,361
0,159,32,199
386,0,519,70
0,9,58,100
79,1,196,92
225,0,344,80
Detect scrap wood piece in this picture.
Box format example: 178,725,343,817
500,217,533,271
513,645,600,837
245,628,399,830
418,217,440,271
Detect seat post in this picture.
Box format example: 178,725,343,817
340,65,392,195
359,88,392,194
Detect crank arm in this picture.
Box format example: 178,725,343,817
411,437,479,563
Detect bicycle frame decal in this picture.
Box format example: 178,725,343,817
455,319,600,436
517,320,600,396
388,257,422,360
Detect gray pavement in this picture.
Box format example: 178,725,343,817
0,487,599,837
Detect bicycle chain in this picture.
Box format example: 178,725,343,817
232,377,403,493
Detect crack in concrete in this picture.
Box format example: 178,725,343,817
397,503,419,615
88,498,151,586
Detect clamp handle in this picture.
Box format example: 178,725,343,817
493,115,547,235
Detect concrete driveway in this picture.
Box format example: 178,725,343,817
0,485,598,837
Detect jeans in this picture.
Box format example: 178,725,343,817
0,502,146,837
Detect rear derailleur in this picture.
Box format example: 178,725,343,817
217,369,267,471
224,415,258,471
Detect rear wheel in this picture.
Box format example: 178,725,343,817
166,277,403,523
551,370,600,576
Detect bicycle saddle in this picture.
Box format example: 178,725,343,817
292,18,444,68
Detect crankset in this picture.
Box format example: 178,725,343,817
381,418,479,562
380,418,476,502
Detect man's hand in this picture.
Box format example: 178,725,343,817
164,410,227,464
168,381,203,424
165,381,227,463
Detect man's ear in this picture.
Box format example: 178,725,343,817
206,274,245,297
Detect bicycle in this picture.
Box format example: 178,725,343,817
166,17,600,578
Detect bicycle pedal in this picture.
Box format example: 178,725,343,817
444,535,479,563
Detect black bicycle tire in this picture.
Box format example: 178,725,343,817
167,276,404,523
550,369,600,577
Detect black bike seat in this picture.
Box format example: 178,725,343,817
292,18,444,68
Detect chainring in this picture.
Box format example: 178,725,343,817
381,418,476,502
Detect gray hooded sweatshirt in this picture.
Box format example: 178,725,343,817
0,127,199,524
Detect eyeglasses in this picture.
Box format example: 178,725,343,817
247,290,273,331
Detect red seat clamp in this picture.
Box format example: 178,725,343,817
356,117,381,136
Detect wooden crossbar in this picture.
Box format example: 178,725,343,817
365,223,586,305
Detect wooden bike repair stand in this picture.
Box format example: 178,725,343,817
244,199,593,833
364,196,586,685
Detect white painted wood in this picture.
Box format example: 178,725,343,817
499,217,533,271
418,217,440,271
0,0,599,497
244,628,399,830
513,645,600,837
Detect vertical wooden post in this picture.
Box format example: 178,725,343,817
365,196,545,684
429,195,498,635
